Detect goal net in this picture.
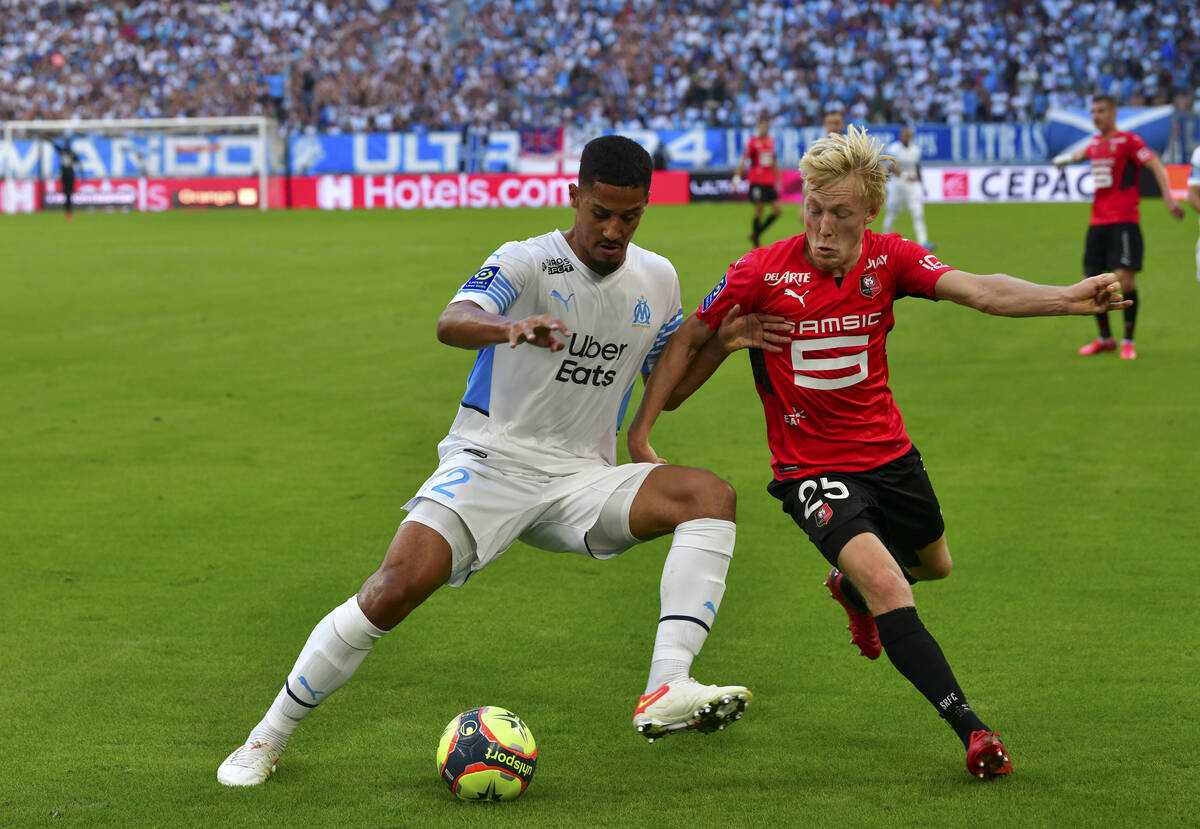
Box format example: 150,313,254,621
1,116,277,214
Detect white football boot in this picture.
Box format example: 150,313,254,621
217,739,282,786
633,678,752,742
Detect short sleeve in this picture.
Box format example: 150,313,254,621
448,241,531,314
892,237,953,299
1188,146,1200,187
694,251,764,329
1130,133,1154,166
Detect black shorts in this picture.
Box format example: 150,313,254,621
766,446,945,568
749,184,778,204
1083,223,1143,275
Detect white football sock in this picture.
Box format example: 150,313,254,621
644,518,735,694
248,595,386,749
913,210,929,246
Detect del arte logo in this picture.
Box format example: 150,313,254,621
764,271,811,285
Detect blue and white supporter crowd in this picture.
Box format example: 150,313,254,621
3,0,1198,132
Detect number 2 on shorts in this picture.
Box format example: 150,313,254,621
430,468,470,499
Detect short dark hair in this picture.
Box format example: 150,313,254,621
1092,94,1117,109
578,135,652,191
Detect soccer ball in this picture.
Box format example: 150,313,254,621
435,706,537,801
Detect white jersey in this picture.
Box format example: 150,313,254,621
1189,145,1200,193
886,140,922,182
441,230,682,472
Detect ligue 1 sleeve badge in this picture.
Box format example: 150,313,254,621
859,272,882,299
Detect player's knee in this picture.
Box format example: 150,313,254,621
678,469,736,522
922,554,953,581
853,565,913,612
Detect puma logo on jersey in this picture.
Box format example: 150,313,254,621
551,290,575,310
784,288,809,307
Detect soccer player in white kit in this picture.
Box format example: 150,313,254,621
217,136,751,787
1189,144,1200,281
882,126,936,251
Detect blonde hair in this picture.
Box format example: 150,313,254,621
800,124,894,213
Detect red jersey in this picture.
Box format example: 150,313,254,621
1086,130,1154,225
695,231,953,479
743,136,777,185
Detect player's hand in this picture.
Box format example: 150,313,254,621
732,174,742,186
717,304,792,353
627,431,667,465
508,314,570,351
1066,273,1132,314
1167,201,1185,220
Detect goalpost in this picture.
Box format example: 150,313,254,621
2,115,276,213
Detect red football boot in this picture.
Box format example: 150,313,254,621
966,730,1012,779
824,568,881,659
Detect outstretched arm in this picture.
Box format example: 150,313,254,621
1144,155,1184,219
934,270,1131,317
436,300,570,351
1052,148,1087,166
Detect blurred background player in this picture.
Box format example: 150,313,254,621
798,110,848,228
216,136,751,787
733,116,781,248
1053,94,1184,360
1189,143,1200,281
821,110,846,136
882,126,935,250
47,136,78,219
629,126,1134,779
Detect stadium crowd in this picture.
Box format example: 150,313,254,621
2,0,1198,133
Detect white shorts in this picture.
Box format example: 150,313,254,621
887,179,923,214
401,446,657,587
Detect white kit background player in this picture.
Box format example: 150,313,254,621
1190,144,1200,281
217,135,751,787
882,126,936,251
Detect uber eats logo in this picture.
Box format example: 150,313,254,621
555,333,630,387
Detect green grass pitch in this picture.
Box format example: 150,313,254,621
3,201,1197,827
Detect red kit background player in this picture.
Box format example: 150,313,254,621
1053,94,1183,360
734,116,782,248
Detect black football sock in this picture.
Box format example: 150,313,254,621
759,213,778,235
751,217,762,239
875,607,988,747
1123,290,1138,341
1096,312,1112,340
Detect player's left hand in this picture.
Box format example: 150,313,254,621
1067,273,1132,314
717,304,792,353
1167,201,1185,220
627,432,667,465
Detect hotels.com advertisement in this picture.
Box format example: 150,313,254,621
0,171,690,212
0,167,1184,212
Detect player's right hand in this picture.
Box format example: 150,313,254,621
508,314,570,350
717,304,792,353
732,174,742,186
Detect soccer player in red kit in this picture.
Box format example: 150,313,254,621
734,116,782,248
1053,94,1183,360
629,126,1132,778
